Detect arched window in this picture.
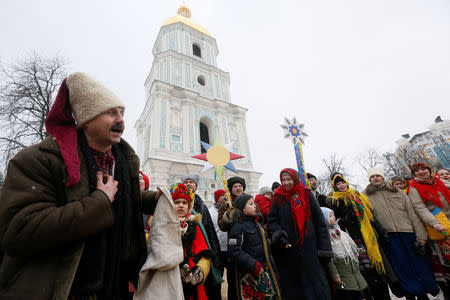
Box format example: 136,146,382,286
199,121,210,153
193,44,201,57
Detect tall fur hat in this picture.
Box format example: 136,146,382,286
66,72,125,127
227,176,246,193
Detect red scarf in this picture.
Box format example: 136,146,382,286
408,175,450,209
274,168,311,248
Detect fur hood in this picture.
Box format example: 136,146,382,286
364,182,398,195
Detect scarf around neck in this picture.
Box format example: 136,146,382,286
331,182,385,274
274,168,311,249
408,175,450,209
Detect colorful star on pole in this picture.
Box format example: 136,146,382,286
281,117,309,186
280,117,308,145
192,136,245,180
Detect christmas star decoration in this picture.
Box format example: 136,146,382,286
192,136,244,180
280,117,308,145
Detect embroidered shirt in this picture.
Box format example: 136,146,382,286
89,147,115,176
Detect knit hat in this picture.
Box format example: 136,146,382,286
390,176,405,186
214,189,227,202
271,182,281,191
367,167,385,181
139,171,149,190
66,72,125,127
45,72,125,187
227,176,246,193
182,174,200,187
320,207,333,227
307,173,317,180
170,183,195,211
411,163,432,176
259,187,272,196
234,194,253,212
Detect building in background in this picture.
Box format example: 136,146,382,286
393,116,450,172
135,5,261,205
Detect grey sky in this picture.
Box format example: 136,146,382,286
1,0,449,190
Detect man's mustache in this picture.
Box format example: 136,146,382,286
111,123,124,132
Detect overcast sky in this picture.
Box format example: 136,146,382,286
1,0,449,191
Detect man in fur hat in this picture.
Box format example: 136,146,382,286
0,72,161,300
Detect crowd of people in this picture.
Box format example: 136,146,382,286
0,72,449,300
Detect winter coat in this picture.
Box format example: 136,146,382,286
135,185,184,300
365,183,427,240
312,190,328,207
408,181,450,227
0,136,157,300
194,195,220,259
327,258,367,292
228,213,281,300
208,205,228,252
268,192,332,299
228,215,268,274
254,194,272,220
181,214,212,300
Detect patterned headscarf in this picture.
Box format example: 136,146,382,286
274,168,311,249
331,174,385,274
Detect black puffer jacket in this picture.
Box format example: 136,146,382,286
228,215,268,274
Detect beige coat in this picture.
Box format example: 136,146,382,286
365,183,427,240
408,180,450,227
135,185,184,300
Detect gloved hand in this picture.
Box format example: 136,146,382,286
271,230,291,249
413,240,426,256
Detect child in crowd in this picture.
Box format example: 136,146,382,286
228,194,281,300
321,207,367,300
171,183,212,300
255,186,273,221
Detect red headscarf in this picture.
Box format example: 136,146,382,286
274,168,311,248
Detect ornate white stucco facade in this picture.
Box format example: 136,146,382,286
135,7,261,205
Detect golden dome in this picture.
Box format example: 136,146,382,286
163,5,212,37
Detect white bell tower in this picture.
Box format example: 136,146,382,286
136,5,261,204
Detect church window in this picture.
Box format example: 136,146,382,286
197,75,206,86
200,122,210,153
193,44,201,57
172,135,181,143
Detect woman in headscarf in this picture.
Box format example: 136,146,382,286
325,174,391,300
408,163,450,299
267,168,332,299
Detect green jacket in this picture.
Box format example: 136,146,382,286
0,136,157,300
326,257,367,292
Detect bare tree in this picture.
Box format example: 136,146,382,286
317,153,347,195
382,145,442,180
0,53,68,170
357,147,383,172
